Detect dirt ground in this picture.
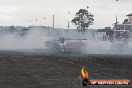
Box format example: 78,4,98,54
0,51,131,88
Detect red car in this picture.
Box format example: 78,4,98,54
63,40,86,52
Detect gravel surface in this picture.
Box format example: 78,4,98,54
0,51,131,88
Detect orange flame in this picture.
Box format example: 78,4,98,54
81,66,89,78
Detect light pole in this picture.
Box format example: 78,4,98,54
68,11,70,29
53,14,54,28
115,0,119,30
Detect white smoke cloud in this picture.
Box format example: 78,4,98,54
0,27,131,55
0,28,52,50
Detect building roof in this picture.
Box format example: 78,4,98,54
127,13,132,16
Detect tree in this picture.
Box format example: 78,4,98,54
71,8,94,32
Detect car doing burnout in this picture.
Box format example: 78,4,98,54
63,40,86,52
45,38,86,53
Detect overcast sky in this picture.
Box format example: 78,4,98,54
0,0,132,29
